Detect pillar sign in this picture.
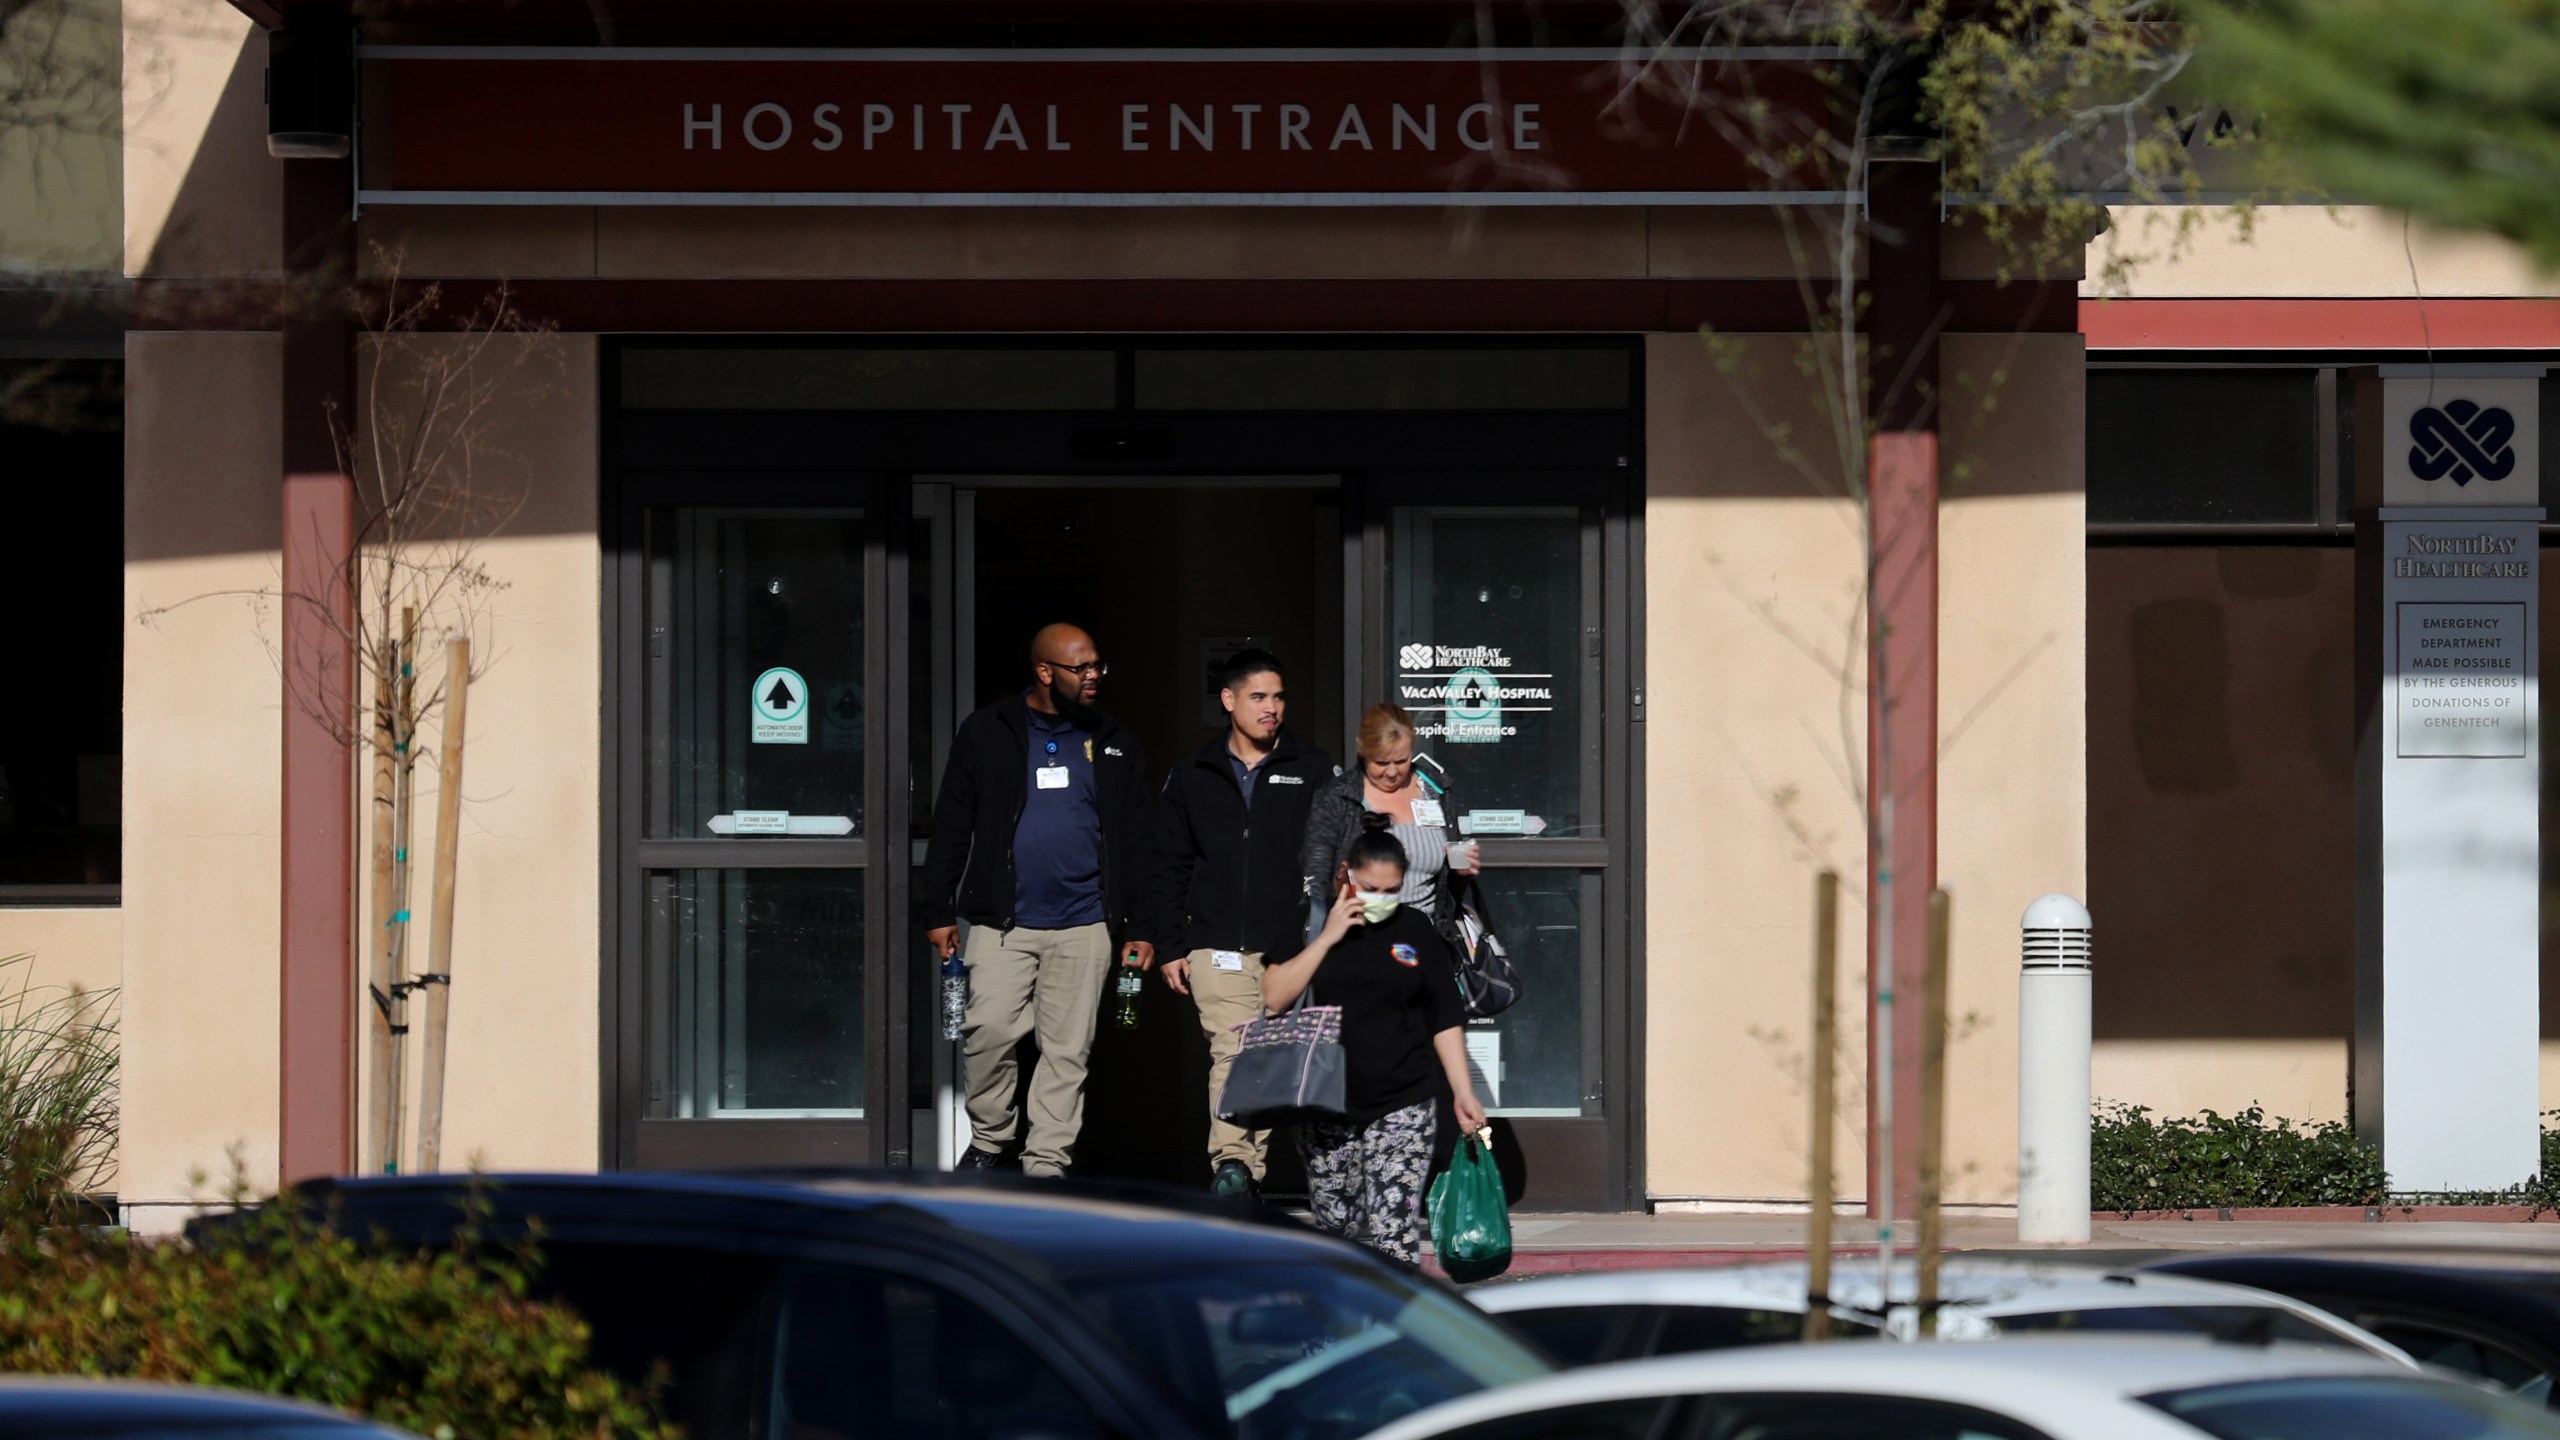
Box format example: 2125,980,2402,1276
2355,363,2544,1191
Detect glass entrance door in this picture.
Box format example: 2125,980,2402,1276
611,478,907,1169
1371,475,1634,1209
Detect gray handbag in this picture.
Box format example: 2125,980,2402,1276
1216,1000,1346,1128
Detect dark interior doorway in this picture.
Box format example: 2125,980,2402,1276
961,483,1344,1187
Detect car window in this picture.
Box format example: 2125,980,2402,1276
2356,1316,2557,1404
770,1262,1114,1440
1068,1259,1550,1440
1495,1305,1656,1367
2144,1376,2560,1439
1654,1307,1880,1356
1431,1398,1676,1440
1693,1394,2047,1440
535,1241,769,1440
1992,1304,2364,1352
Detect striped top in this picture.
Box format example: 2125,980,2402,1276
1388,819,1449,912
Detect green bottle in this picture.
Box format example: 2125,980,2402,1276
1112,954,1143,1030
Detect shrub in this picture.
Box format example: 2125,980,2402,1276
0,1194,672,1440
0,953,118,1232
2090,1101,2387,1212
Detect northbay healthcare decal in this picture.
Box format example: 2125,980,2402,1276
1396,644,1552,743
2390,528,2535,760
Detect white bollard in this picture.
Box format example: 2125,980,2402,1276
2018,893,2093,1243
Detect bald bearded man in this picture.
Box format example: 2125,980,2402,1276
920,623,1160,1177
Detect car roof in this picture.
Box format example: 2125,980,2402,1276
290,1169,1363,1285
1363,1337,2414,1440
0,1378,396,1432
1472,1258,2300,1314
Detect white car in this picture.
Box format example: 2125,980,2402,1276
1362,1336,2560,1440
1468,1260,2414,1367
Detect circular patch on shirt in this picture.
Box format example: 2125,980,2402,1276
1390,943,1420,967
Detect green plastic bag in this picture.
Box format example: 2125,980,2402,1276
1428,1126,1513,1283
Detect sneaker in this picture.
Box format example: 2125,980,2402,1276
1211,1160,1256,1198
955,1146,1003,1171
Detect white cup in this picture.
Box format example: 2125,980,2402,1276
1448,839,1481,873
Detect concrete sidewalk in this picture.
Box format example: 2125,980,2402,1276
1476,1210,2560,1276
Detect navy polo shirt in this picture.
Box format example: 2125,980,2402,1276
1013,702,1105,929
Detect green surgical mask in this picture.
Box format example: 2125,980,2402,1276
1356,889,1402,924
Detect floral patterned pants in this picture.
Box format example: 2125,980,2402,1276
1300,1099,1438,1268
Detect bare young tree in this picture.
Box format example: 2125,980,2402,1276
1588,0,2214,1281
143,254,560,1173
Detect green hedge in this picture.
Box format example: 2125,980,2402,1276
2093,1101,2560,1213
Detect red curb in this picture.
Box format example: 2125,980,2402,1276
2108,1206,2559,1223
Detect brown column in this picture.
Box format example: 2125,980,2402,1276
1864,150,1943,1223
279,152,356,1183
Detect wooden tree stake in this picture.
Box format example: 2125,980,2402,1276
364,634,397,1173
1804,869,1839,1342
415,633,470,1174
1917,887,1952,1337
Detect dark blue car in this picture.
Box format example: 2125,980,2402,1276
279,1172,1550,1440
0,1379,419,1440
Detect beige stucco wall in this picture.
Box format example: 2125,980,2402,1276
0,908,122,996
351,333,603,1175
2088,205,2560,299
1643,330,2085,1206
1643,332,1871,1203
122,0,275,278
123,330,283,1225
1935,332,2087,1203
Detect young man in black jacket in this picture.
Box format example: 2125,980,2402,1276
920,623,1159,1177
1155,648,1335,1196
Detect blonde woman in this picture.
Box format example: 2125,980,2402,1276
1295,702,1480,954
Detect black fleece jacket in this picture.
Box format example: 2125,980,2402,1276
1153,729,1336,958
916,695,1159,941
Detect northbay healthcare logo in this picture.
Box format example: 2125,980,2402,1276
1395,643,1549,742
2409,400,2519,486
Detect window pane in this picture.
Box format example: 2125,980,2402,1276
1996,1304,2358,1352
1462,870,1593,1116
772,1263,1109,1440
0,361,120,888
664,513,866,838
1656,1305,1877,1354
1695,1395,2047,1440
622,348,1116,410
652,870,865,1116
2088,370,2319,524
2145,1378,2560,1440
1137,349,1629,411
1391,506,1595,835
1441,1399,1671,1440
1497,1305,1652,1367
536,1242,769,1440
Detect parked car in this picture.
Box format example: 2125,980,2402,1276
2151,1251,2560,1405
260,1171,1551,1440
0,1378,420,1440
1359,1336,2560,1440
1467,1259,2413,1366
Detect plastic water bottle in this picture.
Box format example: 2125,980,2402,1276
940,953,968,1041
1112,958,1143,1030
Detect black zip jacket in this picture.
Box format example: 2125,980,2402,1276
916,695,1159,942
1153,730,1336,958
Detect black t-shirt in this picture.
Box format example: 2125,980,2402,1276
1308,906,1467,1128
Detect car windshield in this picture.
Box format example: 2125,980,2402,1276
2145,1376,2560,1440
1068,1259,1551,1440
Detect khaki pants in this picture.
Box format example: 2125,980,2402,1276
1189,947,1270,1178
962,923,1113,1177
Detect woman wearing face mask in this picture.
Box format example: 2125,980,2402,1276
1296,703,1481,953
1263,826,1486,1267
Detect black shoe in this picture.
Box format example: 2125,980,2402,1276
956,1146,1003,1171
1211,1160,1257,1198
